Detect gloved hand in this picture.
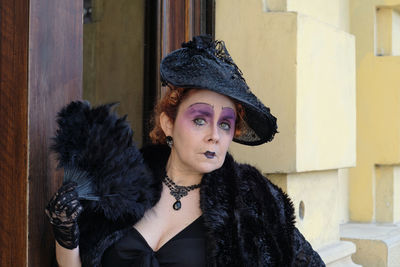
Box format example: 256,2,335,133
45,182,83,249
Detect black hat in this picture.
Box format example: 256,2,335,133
160,35,277,146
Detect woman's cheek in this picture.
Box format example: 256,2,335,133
176,115,199,134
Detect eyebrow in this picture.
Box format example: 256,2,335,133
193,109,213,117
221,107,236,117
186,104,213,117
186,103,235,118
220,114,235,120
188,102,214,109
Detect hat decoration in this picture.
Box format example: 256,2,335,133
160,35,278,145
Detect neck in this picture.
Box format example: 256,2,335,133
165,155,203,186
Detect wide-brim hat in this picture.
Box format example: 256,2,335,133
160,35,277,146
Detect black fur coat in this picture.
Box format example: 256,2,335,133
77,144,325,267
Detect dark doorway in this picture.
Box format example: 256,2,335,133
143,0,215,145
82,0,215,147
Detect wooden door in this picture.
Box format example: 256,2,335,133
0,0,214,265
0,0,29,266
0,0,83,266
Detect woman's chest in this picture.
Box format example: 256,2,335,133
101,185,206,267
133,185,202,251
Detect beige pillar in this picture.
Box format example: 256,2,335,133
216,0,357,265
339,1,400,266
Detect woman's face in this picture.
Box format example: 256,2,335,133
163,89,236,175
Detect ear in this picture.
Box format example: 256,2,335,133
160,112,174,137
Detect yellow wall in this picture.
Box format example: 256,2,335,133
338,168,350,224
375,165,400,222
264,0,350,31
296,14,356,172
270,170,340,250
217,1,356,254
392,9,400,55
217,0,355,174
349,0,400,221
216,3,298,172
223,0,400,224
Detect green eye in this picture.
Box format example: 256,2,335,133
219,122,231,131
193,118,206,126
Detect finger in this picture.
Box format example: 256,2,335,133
45,207,52,219
57,190,79,211
66,203,83,219
48,182,77,208
64,198,81,215
58,182,78,195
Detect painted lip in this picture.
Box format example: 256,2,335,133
204,151,216,159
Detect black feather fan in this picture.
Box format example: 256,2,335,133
51,101,154,222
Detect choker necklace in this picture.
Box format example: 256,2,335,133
163,175,201,210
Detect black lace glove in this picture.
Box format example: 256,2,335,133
45,182,83,249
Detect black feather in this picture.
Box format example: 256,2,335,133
51,101,153,222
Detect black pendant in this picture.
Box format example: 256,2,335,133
173,200,181,210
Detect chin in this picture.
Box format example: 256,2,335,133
196,161,224,174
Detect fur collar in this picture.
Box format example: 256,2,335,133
141,144,296,266
80,144,323,266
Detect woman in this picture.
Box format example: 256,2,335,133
46,35,325,266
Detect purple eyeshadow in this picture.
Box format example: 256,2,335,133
184,103,214,120
182,103,236,133
219,108,236,132
220,107,236,121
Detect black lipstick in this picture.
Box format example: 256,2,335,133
204,151,216,159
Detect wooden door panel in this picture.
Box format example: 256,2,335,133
0,0,82,266
0,0,29,266
28,0,83,266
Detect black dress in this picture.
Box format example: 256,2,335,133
102,216,206,267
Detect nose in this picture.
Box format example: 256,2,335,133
207,124,220,143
